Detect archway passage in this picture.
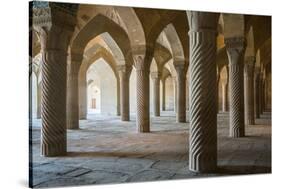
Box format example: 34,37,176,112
30,2,271,188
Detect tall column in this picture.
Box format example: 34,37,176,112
36,83,41,118
186,77,189,111
33,2,78,156
67,54,83,129
151,72,160,116
222,82,228,112
135,56,150,132
173,76,178,112
244,56,255,125
116,79,121,116
161,78,166,111
225,37,246,137
79,75,87,119
254,70,260,118
261,78,265,113
175,64,186,122
117,65,130,121
187,11,219,173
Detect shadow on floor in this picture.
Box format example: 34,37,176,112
217,165,271,175
67,151,153,158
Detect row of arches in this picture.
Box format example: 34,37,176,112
30,2,271,174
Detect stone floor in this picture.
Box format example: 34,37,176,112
30,111,272,188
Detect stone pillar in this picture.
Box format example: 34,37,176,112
187,11,219,173
173,76,178,112
36,83,41,118
260,78,265,113
254,70,260,118
116,79,121,116
151,72,161,116
225,37,246,137
161,78,166,111
67,54,83,130
33,2,78,156
222,82,228,112
79,75,87,119
117,65,130,121
135,56,150,132
186,76,189,111
175,64,186,122
244,56,255,125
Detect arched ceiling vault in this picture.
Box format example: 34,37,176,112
79,45,119,81
245,26,255,57
221,13,245,38
161,67,171,81
74,5,145,50
163,23,185,63
84,32,125,65
245,15,271,52
153,43,172,72
71,14,133,68
133,8,182,65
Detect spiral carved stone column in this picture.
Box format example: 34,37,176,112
254,70,261,118
175,64,186,122
33,2,78,156
151,72,160,117
117,65,130,121
244,56,255,125
67,54,83,130
135,56,150,132
187,11,219,173
225,37,246,137
161,79,166,111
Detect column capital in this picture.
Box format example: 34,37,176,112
245,56,255,65
174,63,186,72
32,2,78,52
32,2,78,31
134,55,149,72
150,71,161,79
71,52,84,63
187,11,220,32
225,37,246,51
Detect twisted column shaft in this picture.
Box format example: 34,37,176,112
33,2,78,157
118,66,130,121
187,11,219,173
226,37,246,137
175,64,186,122
135,56,150,132
151,72,160,116
244,57,255,125
41,49,68,156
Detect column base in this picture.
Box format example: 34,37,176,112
41,144,67,157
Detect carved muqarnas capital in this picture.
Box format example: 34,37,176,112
32,2,78,31
225,37,246,51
